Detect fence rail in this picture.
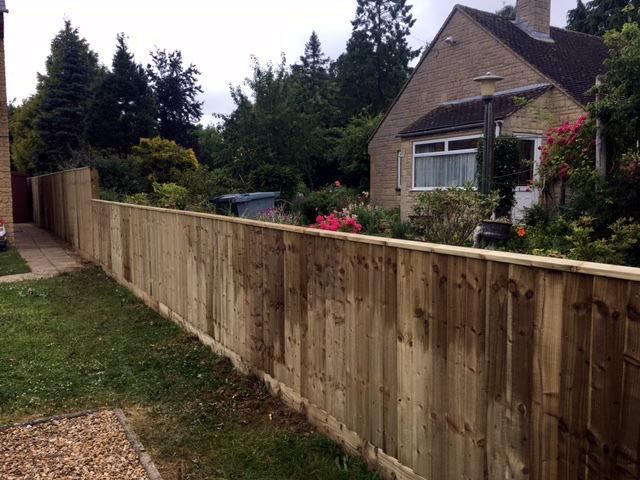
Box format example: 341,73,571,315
31,167,640,480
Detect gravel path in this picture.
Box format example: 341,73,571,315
0,411,151,479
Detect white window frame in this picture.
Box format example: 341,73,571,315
411,134,482,191
512,133,543,189
397,150,403,191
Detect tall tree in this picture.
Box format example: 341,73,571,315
86,34,157,153
9,96,42,173
496,4,516,18
567,0,640,35
293,31,340,123
34,20,100,172
147,49,203,149
295,32,330,94
336,0,421,118
291,32,341,186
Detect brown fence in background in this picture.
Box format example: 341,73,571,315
31,167,640,480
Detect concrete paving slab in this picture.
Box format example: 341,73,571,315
0,224,86,283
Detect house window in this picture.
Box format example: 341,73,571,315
397,150,403,190
413,136,480,190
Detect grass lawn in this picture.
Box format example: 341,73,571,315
0,268,376,479
0,248,30,276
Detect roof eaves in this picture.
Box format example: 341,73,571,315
368,4,465,145
398,122,485,139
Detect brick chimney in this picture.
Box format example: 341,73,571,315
515,0,552,41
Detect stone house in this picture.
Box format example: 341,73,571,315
368,0,608,219
0,1,11,239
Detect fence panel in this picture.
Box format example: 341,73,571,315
31,168,640,480
30,167,98,259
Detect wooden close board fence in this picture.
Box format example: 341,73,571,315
30,167,98,259
32,168,640,480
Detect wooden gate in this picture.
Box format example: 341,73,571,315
11,172,31,223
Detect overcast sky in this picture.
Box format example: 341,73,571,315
5,0,576,123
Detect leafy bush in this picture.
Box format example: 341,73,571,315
122,182,188,210
62,149,148,195
94,154,147,194
248,163,303,201
477,136,522,217
124,192,151,206
174,166,241,211
301,181,358,224
151,182,189,210
504,207,570,257
410,184,499,246
506,205,640,265
566,216,640,265
133,137,199,184
334,113,383,190
350,204,407,237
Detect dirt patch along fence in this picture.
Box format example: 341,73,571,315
31,168,640,480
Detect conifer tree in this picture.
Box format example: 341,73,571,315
336,0,420,118
296,32,330,93
34,20,100,172
87,34,157,153
567,0,640,35
147,49,203,149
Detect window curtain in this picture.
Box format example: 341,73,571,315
414,152,477,188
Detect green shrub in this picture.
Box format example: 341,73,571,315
151,182,189,210
175,166,241,212
248,164,304,201
124,192,151,206
566,216,640,265
410,184,499,246
301,182,358,224
133,137,199,184
94,154,147,194
477,136,522,217
100,189,123,202
350,205,408,237
66,149,147,195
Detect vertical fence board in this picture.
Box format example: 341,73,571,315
531,270,564,480
486,261,510,478
587,277,628,478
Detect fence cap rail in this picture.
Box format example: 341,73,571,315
91,198,640,282
30,167,93,179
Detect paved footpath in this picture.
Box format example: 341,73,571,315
0,223,85,283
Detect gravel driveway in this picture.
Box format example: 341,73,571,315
0,410,159,479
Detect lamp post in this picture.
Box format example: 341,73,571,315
473,72,503,194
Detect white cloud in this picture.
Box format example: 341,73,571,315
5,0,578,121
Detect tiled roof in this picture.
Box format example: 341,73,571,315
398,84,552,138
459,5,608,105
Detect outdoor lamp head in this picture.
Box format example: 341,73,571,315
473,72,504,98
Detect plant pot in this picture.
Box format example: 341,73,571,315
481,220,511,242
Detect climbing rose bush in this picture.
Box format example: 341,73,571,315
538,115,596,185
312,212,363,233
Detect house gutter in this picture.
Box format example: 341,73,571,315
397,121,488,139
